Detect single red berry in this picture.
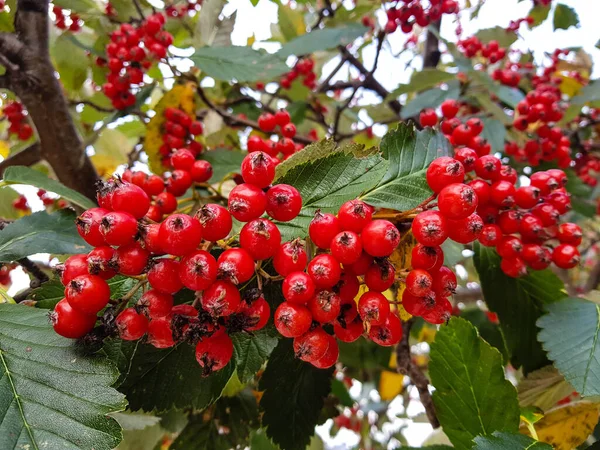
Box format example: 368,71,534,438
500,257,527,278
420,108,439,128
266,184,302,222
147,317,175,349
422,296,452,324
274,302,313,338
228,183,267,222
474,155,501,181
557,223,582,246
114,243,149,276
364,259,395,292
338,200,374,233
155,192,178,214
144,175,165,196
76,207,109,246
455,147,478,172
530,171,557,195
330,231,363,265
358,291,390,326
141,224,163,255
282,123,296,138
138,289,173,319
452,124,474,146
531,203,559,227
217,248,255,284
273,239,308,276
258,113,277,132
196,204,232,242
338,271,360,302
309,211,340,249
100,211,138,246
369,312,402,346
308,290,342,324
148,259,183,294
308,254,342,289
239,218,281,260
64,274,110,315
166,170,193,196
447,213,484,244
344,252,373,276
334,316,363,343
401,289,432,317
552,244,580,269
440,99,459,118
283,271,316,304
111,182,150,219
515,185,541,209
438,183,478,220
426,157,465,193
479,224,502,247
406,269,433,296
195,331,233,376
431,266,457,297
411,244,444,272
179,250,218,291
519,213,544,241
312,333,339,369
190,160,213,183
189,120,204,135
522,244,551,271
361,220,400,257
497,235,523,259
201,280,241,317
170,149,195,171
497,210,522,234
116,307,148,340
274,109,291,127
87,246,117,279
490,181,516,208
241,152,276,188
158,214,202,256
293,327,329,362
237,296,270,331
466,117,484,136
51,298,96,339
412,211,448,246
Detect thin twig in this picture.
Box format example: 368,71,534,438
18,257,49,289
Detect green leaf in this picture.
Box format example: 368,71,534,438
429,318,520,450
361,123,450,210
338,337,391,372
400,81,461,119
191,47,288,82
278,4,306,42
537,298,600,397
528,5,551,27
119,342,233,412
231,329,279,383
0,303,126,450
50,33,89,92
53,0,99,12
0,186,22,219
475,26,518,49
460,308,509,362
472,431,552,449
202,148,245,182
0,209,91,262
3,166,97,209
331,378,353,407
480,118,506,153
259,339,333,450
473,244,566,374
389,68,456,98
553,3,580,30
278,24,368,58
274,140,387,241
572,78,600,104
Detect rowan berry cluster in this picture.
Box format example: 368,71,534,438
279,58,317,91
383,0,458,34
158,106,205,162
166,0,201,18
457,37,506,63
101,15,173,109
52,5,82,32
506,16,535,32
249,110,303,159
12,195,29,212
576,156,599,187
3,101,33,141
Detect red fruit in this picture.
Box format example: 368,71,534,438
201,280,241,317
361,220,400,257
406,269,433,296
100,211,138,246
532,203,559,227
344,252,373,276
274,239,308,276
455,147,479,172
308,254,342,289
452,124,474,146
148,259,183,294
241,152,276,188
432,266,457,297
312,334,339,369
309,211,340,249
530,171,557,195
158,214,202,256
116,307,148,340
369,312,402,346
240,218,281,260
76,207,109,246
65,274,110,315
479,224,502,247
308,290,342,323
190,120,204,135
490,181,516,208
466,117,484,136
237,296,270,331
440,99,459,118
426,157,465,193
497,236,523,259
190,160,213,183
141,224,163,254
419,108,438,127
196,204,232,242
282,272,315,305
111,182,150,219
156,192,178,214
500,257,527,278
147,318,175,348
195,332,233,376
364,259,395,292
247,135,266,152
474,155,501,181
51,298,96,338
422,296,452,324
358,291,390,326
334,317,363,343
467,179,491,206
411,244,444,272
515,186,541,209
170,149,195,171
258,113,277,132
228,183,267,222
447,214,484,244
294,327,329,362
438,183,478,220
552,244,580,269
282,123,296,138
519,214,544,241
330,231,363,265
401,289,432,317
276,138,296,155
557,223,582,246
338,200,374,233
266,184,302,222
144,175,165,196
274,302,313,338
138,289,173,319
522,244,551,271
217,248,255,284
87,246,117,279
166,170,193,196
497,210,522,234
338,272,360,302
412,211,448,246
179,250,218,291
274,109,291,127
114,243,149,276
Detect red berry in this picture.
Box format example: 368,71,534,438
406,269,433,296
170,149,195,171
334,317,363,343
64,274,110,315
76,207,109,246
237,296,270,331
241,152,276,188
51,298,96,338
266,184,302,222
282,123,296,138
452,124,474,146
519,213,544,241
179,250,218,291
344,251,373,276
312,333,339,369
422,296,452,324
283,271,315,304
190,160,213,183
195,331,233,376
217,248,255,284
358,291,390,326
144,175,165,196
307,254,342,289
552,244,580,269
148,259,183,294
490,181,516,208
557,223,582,246
156,192,178,214
440,99,459,118
532,203,559,227
338,272,360,302
420,108,438,127
116,307,148,340
338,200,374,233
426,157,465,193
369,312,402,346
411,244,444,272
166,170,192,196
274,302,312,338
431,266,457,297
500,257,527,278
530,171,557,195
309,211,340,249
522,244,551,270
87,246,117,279
308,290,342,324
364,259,395,292
293,327,329,362
228,183,267,222
479,224,502,247
474,155,501,181
447,213,484,244
497,236,523,259
138,289,173,319
189,120,204,135
141,224,163,254
412,211,448,246
115,243,149,276
258,113,277,132
240,218,281,260
196,204,232,242
515,186,541,209
438,183,478,220
361,220,400,257
158,214,202,256
455,147,478,172
273,239,308,276
274,109,291,127
201,280,241,317
330,231,363,265
147,318,175,348
111,182,150,219
100,211,138,246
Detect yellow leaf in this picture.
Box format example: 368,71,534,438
379,370,404,401
518,365,575,412
144,81,197,174
520,402,600,450
395,284,413,321
0,141,9,158
247,34,256,46
555,72,584,97
389,232,416,271
91,154,121,179
417,325,437,343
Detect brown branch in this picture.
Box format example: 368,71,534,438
18,257,49,289
423,20,442,69
396,318,440,428
0,142,41,176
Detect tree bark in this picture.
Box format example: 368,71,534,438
0,0,99,201
423,20,442,69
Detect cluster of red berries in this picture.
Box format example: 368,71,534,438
506,16,535,32
0,264,14,286
575,155,599,187
382,0,458,34
458,37,507,63
52,5,82,32
12,194,29,212
3,101,33,141
274,200,403,369
279,58,317,91
166,0,201,18
101,15,173,109
491,65,521,87
249,109,303,160
158,106,205,161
